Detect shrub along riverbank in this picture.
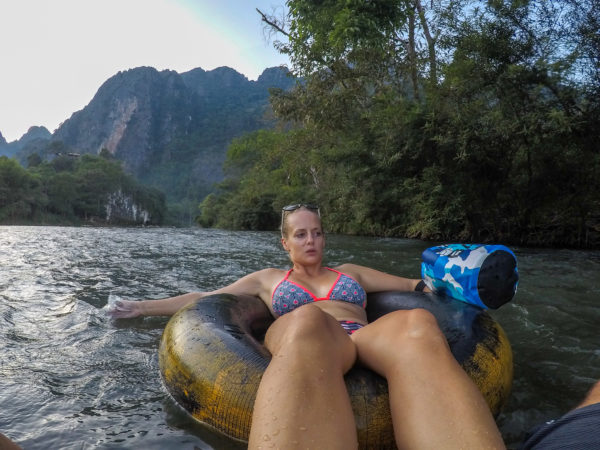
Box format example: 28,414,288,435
0,154,165,226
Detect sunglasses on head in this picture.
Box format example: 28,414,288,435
281,203,320,216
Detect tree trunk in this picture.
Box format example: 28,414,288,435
415,0,437,85
408,6,420,99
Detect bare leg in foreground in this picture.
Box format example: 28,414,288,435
575,379,600,409
0,433,22,450
352,308,506,450
248,305,358,449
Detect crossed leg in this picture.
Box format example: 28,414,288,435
248,304,358,449
351,308,505,450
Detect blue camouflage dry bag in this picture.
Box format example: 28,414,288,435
421,244,518,309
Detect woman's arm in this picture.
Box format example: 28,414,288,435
336,263,429,293
107,268,280,319
107,292,205,318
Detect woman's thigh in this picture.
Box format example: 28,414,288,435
250,305,360,448
351,309,505,449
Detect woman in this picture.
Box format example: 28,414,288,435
110,204,505,449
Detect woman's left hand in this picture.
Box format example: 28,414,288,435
106,299,143,319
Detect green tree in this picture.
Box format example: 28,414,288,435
208,0,600,246
27,153,42,168
198,130,295,229
1,154,167,225
0,157,41,222
47,172,78,217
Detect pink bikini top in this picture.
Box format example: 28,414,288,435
271,268,367,316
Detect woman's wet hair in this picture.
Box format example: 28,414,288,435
280,204,321,237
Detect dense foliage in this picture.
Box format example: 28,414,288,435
200,0,600,248
0,153,166,225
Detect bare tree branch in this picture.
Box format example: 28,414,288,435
257,8,289,37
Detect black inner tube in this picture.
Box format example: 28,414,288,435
159,291,513,448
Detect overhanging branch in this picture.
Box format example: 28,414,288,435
256,8,290,37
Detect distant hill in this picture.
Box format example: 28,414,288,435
0,126,51,158
0,65,295,223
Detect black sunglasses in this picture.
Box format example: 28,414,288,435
281,203,320,216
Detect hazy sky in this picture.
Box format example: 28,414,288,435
0,0,290,142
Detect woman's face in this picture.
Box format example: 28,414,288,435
281,209,325,265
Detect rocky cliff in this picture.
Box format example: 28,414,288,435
51,65,294,203
105,189,152,225
53,67,194,174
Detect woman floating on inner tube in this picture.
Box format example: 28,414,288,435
109,204,506,449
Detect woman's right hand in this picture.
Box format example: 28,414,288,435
106,299,144,319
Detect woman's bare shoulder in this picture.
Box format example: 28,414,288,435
238,268,287,289
214,267,286,299
252,267,287,279
334,263,417,292
334,263,368,275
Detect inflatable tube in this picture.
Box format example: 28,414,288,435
159,292,513,447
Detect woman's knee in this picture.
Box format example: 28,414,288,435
354,308,449,375
265,305,355,366
367,308,442,339
267,305,329,344
400,308,444,339
389,310,452,372
392,309,447,350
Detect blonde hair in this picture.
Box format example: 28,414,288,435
280,205,322,237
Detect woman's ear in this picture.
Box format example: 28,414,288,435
281,237,290,252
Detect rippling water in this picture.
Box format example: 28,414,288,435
1,226,599,449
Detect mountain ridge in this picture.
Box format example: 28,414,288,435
0,65,295,221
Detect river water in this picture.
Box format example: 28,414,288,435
1,226,599,449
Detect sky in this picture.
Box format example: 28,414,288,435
0,0,290,143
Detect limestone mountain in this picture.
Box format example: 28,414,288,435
0,65,294,223
0,126,52,159
50,66,294,219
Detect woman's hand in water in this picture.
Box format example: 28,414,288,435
106,299,144,319
105,292,207,318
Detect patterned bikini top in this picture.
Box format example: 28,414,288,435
271,267,367,316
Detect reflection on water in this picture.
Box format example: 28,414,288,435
1,226,599,449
